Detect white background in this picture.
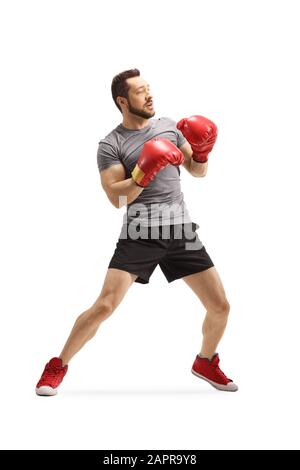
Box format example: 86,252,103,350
1,0,300,450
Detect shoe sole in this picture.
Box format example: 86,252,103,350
35,386,58,396
191,369,238,392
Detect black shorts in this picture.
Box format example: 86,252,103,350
108,222,214,284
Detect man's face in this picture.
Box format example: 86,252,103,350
122,76,155,119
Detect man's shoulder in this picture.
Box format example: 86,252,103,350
98,125,121,147
157,116,177,125
155,116,179,132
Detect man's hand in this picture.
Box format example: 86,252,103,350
131,138,184,187
176,115,218,163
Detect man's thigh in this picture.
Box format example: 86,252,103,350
91,268,138,311
182,267,228,311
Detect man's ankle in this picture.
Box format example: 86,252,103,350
199,352,216,361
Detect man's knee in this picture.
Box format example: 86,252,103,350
89,296,115,323
210,298,230,317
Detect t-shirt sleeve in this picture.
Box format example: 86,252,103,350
97,140,122,172
166,117,187,148
176,127,187,148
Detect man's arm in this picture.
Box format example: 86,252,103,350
100,138,184,208
100,164,144,208
179,141,208,177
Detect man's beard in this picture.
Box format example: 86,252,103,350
127,97,155,119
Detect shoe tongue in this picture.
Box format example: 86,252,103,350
48,357,62,368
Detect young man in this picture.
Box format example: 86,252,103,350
35,68,238,396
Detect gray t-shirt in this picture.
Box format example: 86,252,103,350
97,116,193,227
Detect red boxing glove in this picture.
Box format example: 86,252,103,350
131,138,184,187
177,115,218,163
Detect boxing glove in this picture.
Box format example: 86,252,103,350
131,138,184,187
177,115,218,163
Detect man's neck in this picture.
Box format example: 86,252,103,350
121,117,151,130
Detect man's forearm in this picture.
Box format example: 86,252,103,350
110,177,144,207
189,159,208,177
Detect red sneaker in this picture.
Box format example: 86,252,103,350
36,357,68,396
191,353,238,392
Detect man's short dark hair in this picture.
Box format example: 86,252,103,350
111,68,140,113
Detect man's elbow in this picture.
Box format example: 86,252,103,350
111,200,120,209
105,193,123,209
110,197,124,209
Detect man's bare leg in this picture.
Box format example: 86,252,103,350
182,267,230,359
59,268,138,365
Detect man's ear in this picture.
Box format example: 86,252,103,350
117,97,126,108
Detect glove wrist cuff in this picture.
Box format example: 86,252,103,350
192,153,208,164
131,164,148,187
